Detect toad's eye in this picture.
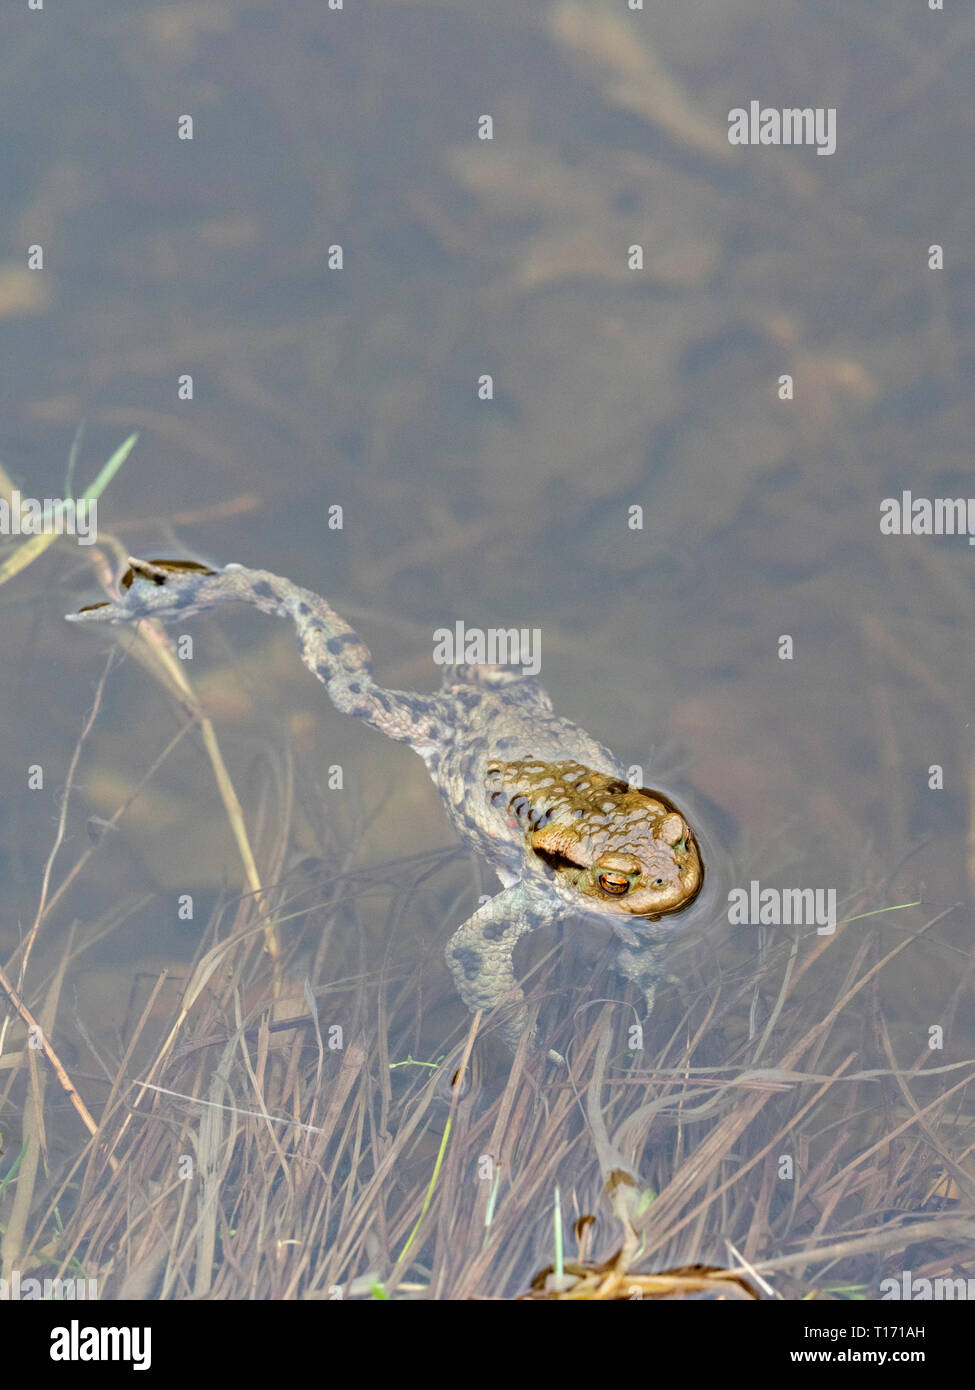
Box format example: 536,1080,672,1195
597,871,630,896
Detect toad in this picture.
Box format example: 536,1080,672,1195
68,558,704,1048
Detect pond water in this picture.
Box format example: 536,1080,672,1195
1,0,973,1304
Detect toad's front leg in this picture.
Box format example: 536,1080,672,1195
613,925,670,1020
445,881,562,1050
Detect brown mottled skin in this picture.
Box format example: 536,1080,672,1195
68,559,704,1048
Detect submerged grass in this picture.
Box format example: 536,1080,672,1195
1,466,974,1296
4,766,973,1298
3,649,975,1297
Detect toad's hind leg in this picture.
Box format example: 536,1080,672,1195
67,558,448,754
445,882,562,1049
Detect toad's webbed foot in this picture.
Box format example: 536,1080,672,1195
445,881,562,1050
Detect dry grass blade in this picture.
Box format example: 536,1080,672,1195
0,923,101,1282
0,956,110,1174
